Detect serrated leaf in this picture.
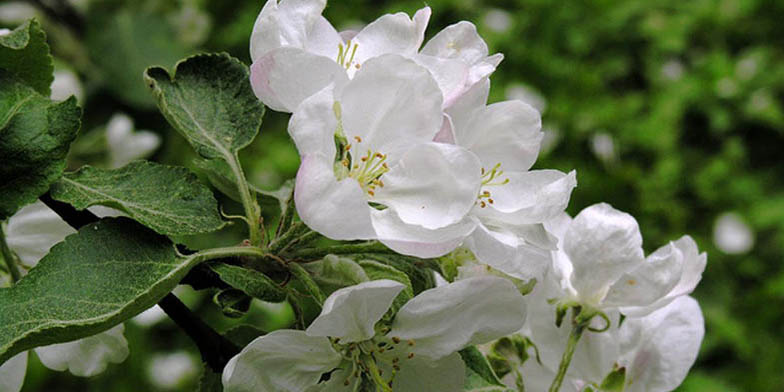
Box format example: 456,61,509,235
86,8,189,108
357,259,413,319
0,19,53,95
0,218,205,364
460,346,506,389
0,71,80,219
49,160,224,236
303,255,369,295
145,53,264,161
208,262,286,303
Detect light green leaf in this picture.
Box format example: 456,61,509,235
0,71,80,219
208,262,287,303
357,259,413,319
288,262,326,305
598,365,626,392
86,8,189,108
0,218,204,364
49,161,225,236
303,255,369,295
144,53,264,161
0,19,53,96
459,346,507,390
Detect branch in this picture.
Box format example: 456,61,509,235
39,191,240,372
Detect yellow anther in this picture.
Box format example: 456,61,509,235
345,143,352,151
407,339,415,346
488,198,494,204
392,337,401,344
407,353,415,359
354,136,362,143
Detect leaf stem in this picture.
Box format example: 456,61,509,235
288,241,395,260
228,153,262,247
548,313,587,392
0,228,20,283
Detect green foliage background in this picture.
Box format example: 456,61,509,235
2,0,783,390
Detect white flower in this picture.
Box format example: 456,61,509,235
105,113,161,169
248,0,501,112
0,352,26,392
545,203,706,316
291,54,482,257
713,212,754,255
440,79,576,280
51,68,84,103
1,203,130,387
223,276,526,392
520,294,704,392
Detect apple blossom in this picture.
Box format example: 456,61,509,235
544,203,706,316
223,276,526,391
248,0,502,112
439,78,577,280
291,54,483,257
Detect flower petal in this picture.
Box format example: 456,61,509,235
294,154,376,240
464,221,551,281
306,280,405,342
373,142,481,229
445,77,489,132
370,208,476,258
421,21,489,66
478,169,577,224
5,201,75,267
288,85,338,158
250,0,334,61
412,54,469,106
0,352,27,392
34,325,128,377
620,296,704,392
222,330,342,392
604,241,685,310
250,47,349,113
563,203,645,302
392,352,465,392
351,7,431,67
389,276,526,359
340,54,443,162
460,100,543,172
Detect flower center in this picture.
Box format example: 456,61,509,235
477,163,509,208
337,136,389,197
331,335,418,389
336,40,361,70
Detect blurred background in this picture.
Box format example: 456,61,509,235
1,0,783,390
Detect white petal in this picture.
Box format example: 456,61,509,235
460,100,543,172
340,54,442,162
445,77,489,131
34,325,128,377
371,208,476,258
412,54,469,106
305,16,343,59
306,280,404,342
620,296,704,392
0,352,27,392
464,221,551,281
106,113,160,168
294,154,376,241
222,330,342,392
389,276,526,359
479,169,577,224
351,7,431,66
392,352,465,392
604,241,685,309
5,201,75,267
250,47,349,113
373,142,481,229
563,203,645,303
421,21,489,65
249,0,331,61
288,85,338,158
433,114,456,144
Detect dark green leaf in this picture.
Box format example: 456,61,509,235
0,19,53,95
49,160,224,236
208,262,287,302
144,53,264,160
0,218,204,364
0,71,80,219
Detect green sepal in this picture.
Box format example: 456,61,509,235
0,19,53,95
460,346,506,389
302,255,369,295
49,161,225,236
598,365,626,392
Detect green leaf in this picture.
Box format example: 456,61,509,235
357,259,413,319
213,288,251,318
0,19,53,95
86,8,189,108
144,53,264,161
350,253,438,295
303,255,369,295
208,262,287,303
194,158,292,211
288,262,326,305
598,365,626,392
0,218,204,364
49,160,224,236
460,346,506,389
0,71,80,219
